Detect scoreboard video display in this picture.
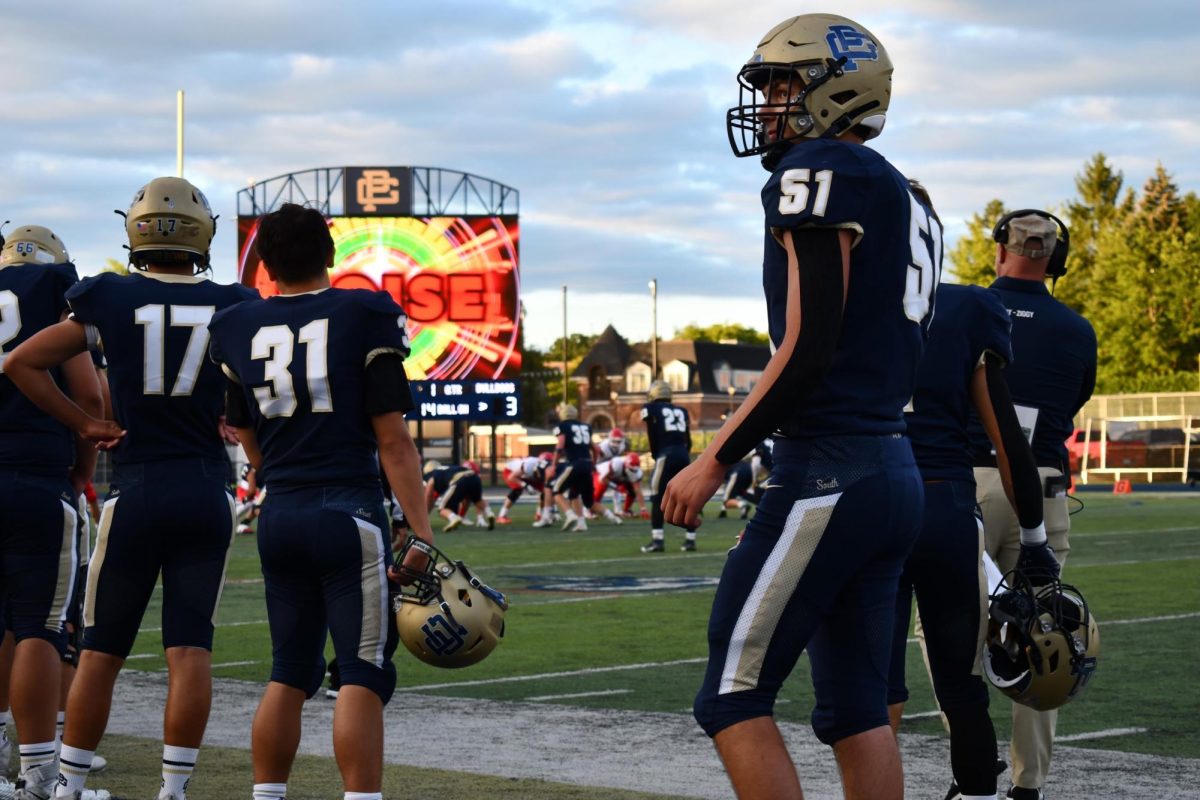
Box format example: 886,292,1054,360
237,212,521,420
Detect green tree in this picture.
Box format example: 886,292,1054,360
674,322,769,346
1058,154,1124,312
948,198,1007,286
102,258,128,274
1090,165,1200,392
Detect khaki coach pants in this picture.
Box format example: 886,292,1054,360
974,466,1071,790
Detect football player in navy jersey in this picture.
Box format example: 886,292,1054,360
0,225,103,800
6,179,256,800
640,381,695,552
550,403,597,532
424,462,494,532
967,211,1096,800
207,203,432,800
662,15,937,799
888,182,1058,800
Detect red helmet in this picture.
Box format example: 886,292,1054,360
537,451,553,466
609,428,624,440
626,452,641,469
464,460,481,475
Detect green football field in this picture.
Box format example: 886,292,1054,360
105,492,1199,796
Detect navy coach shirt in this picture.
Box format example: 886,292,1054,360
967,276,1097,470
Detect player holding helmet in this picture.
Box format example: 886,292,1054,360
663,15,933,799
6,178,257,800
208,203,434,800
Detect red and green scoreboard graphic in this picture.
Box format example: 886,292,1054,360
237,168,521,419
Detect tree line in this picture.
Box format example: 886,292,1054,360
950,153,1200,394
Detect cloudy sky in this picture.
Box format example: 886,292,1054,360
2,1,1198,349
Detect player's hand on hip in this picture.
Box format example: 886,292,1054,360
81,417,126,450
662,455,726,529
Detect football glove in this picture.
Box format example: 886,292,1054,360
1017,541,1061,587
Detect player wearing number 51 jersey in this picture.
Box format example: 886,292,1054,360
662,15,940,799
208,203,435,800
5,177,254,800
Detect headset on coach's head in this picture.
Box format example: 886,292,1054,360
991,209,1070,279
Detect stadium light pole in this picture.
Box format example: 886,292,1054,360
649,278,658,377
562,284,568,404
176,90,185,177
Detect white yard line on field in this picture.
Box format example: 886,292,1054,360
1104,611,1200,626
395,657,708,693
526,689,632,702
1056,727,1148,742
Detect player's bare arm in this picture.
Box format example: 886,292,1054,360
5,317,125,448
970,354,1059,582
662,227,850,528
63,346,105,494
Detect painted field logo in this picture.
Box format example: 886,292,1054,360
422,614,468,655
517,576,720,593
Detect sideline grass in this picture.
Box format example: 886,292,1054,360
116,494,1200,763
84,734,691,800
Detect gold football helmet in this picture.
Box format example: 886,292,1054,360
393,538,507,669
0,224,69,266
728,14,893,168
422,459,443,477
556,402,579,420
984,572,1100,711
124,177,216,270
647,380,672,402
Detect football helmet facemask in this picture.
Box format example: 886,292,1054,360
123,176,216,271
728,14,893,170
647,380,672,402
983,571,1099,712
0,224,69,266
393,537,508,669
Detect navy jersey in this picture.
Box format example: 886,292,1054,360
554,419,593,462
209,288,411,490
67,271,256,466
753,439,775,472
641,400,691,458
429,465,472,496
0,262,79,474
907,285,1013,482
762,139,941,438
967,277,1097,468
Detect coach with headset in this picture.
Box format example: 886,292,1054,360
968,210,1097,800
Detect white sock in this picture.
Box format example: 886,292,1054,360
161,744,198,796
685,532,697,541
253,782,288,800
56,744,94,795
344,793,382,800
651,528,664,541
19,740,56,774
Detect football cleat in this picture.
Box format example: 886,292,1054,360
1007,788,1044,800
640,539,664,553
560,513,577,532
717,508,728,518
681,540,697,552
944,758,1005,800
486,514,496,531
443,515,463,533
496,517,512,525
531,517,550,528
571,519,588,532
88,755,108,774
13,762,57,799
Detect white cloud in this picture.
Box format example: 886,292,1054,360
1,0,1197,319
